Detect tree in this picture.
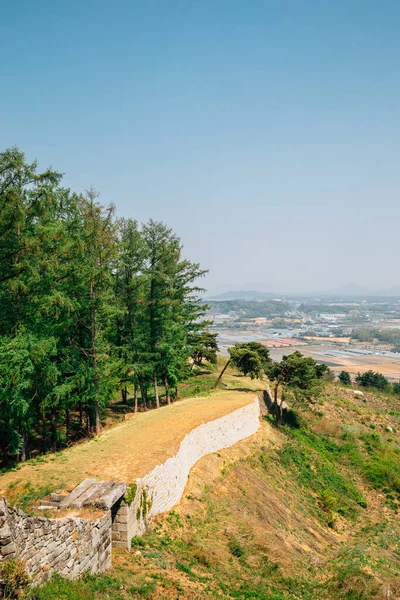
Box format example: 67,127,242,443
339,370,351,385
189,331,219,366
269,351,326,424
393,382,400,395
355,370,390,391
213,342,271,388
0,146,209,465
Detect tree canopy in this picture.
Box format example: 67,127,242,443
339,371,351,385
268,351,327,423
213,342,272,388
355,371,390,391
0,148,212,464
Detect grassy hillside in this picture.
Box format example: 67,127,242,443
0,359,265,512
26,381,400,599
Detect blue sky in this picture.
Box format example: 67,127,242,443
1,1,399,293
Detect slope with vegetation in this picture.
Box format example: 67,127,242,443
2,357,399,599
14,377,397,600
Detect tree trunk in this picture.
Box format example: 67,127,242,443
66,408,71,442
164,375,170,405
20,432,28,462
140,383,147,411
90,278,101,436
175,386,179,401
212,359,231,389
134,383,138,413
121,386,128,404
94,403,101,435
51,409,57,452
279,390,285,423
154,376,160,408
274,381,283,425
274,381,279,404
79,402,84,428
42,402,46,454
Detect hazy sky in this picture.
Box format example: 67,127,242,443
1,1,399,294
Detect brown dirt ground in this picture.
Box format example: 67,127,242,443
0,390,257,502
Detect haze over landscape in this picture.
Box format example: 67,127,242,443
2,3,400,599
2,1,400,295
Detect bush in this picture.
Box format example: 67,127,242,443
339,371,351,385
355,371,389,391
0,560,30,598
363,457,400,493
228,539,245,559
282,408,301,428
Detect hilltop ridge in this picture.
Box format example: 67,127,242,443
31,381,400,599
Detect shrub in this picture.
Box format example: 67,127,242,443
0,560,30,598
282,408,301,428
228,539,245,559
339,371,351,385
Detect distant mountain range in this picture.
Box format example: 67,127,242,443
206,284,400,300
206,290,276,301
326,284,400,297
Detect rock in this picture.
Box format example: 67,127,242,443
82,481,114,507
59,479,97,508
50,493,65,503
386,425,393,432
353,390,364,397
96,483,127,510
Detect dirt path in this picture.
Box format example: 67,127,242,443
0,391,256,502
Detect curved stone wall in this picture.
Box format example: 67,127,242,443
0,395,263,580
113,396,261,548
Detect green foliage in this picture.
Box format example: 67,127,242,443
228,538,246,559
352,327,400,347
124,483,137,505
0,559,30,598
229,342,272,379
355,370,390,391
188,331,219,366
339,370,352,385
14,482,52,513
270,351,327,396
0,148,208,465
278,427,366,524
131,536,146,548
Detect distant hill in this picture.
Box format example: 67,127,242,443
206,290,276,301
326,284,400,298
326,283,372,296
206,285,400,300
375,286,400,297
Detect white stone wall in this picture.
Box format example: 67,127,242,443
0,395,262,581
114,396,261,547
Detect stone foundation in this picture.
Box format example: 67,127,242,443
0,498,111,583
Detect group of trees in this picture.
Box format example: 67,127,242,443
339,369,400,395
0,148,212,464
215,344,328,423
351,328,400,351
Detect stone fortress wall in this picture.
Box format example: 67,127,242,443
0,498,111,584
0,396,263,582
113,397,261,548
